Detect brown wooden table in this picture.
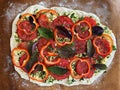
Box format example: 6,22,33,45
0,0,119,90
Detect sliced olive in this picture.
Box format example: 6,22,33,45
29,16,34,24
92,26,104,36
56,26,72,39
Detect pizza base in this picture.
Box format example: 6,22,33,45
10,5,116,86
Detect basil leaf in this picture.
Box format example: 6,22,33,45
47,66,68,75
87,39,95,57
93,64,107,70
38,27,54,39
56,26,72,39
25,51,38,72
57,45,76,58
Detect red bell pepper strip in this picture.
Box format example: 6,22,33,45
40,41,60,65
11,48,30,67
28,62,48,82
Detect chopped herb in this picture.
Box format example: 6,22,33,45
104,26,108,30
80,77,84,81
79,16,84,20
70,13,75,18
81,27,86,32
90,16,93,18
97,23,100,25
45,75,55,83
33,9,39,14
67,76,75,84
112,45,117,50
19,15,22,19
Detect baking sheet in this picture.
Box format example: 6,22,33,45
0,0,120,90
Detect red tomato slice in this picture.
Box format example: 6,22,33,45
51,16,74,30
76,60,89,75
72,20,92,40
37,38,48,52
17,29,37,41
74,37,87,54
49,58,70,80
19,20,34,33
38,14,49,28
93,37,112,57
84,17,97,27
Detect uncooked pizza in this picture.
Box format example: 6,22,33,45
10,5,116,86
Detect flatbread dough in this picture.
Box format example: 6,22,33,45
10,5,116,86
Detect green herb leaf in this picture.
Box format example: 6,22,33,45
47,66,68,75
93,64,107,70
25,51,38,72
79,16,84,20
112,45,117,50
38,27,54,39
70,13,75,18
57,45,76,58
87,39,95,57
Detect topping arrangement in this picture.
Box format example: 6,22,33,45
11,7,116,85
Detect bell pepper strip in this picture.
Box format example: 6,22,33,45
28,62,48,82
17,13,39,35
54,27,74,46
72,20,92,40
11,48,30,67
40,41,60,65
93,34,113,57
69,57,91,79
36,9,58,19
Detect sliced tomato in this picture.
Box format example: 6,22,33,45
49,58,70,80
37,14,49,28
93,34,112,57
28,62,48,82
72,20,92,40
17,13,38,35
36,9,58,28
74,37,87,54
37,38,49,52
40,41,60,65
17,29,37,41
51,16,74,30
76,60,89,75
11,48,30,67
84,17,97,27
69,58,91,79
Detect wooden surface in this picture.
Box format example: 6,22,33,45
0,0,120,90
